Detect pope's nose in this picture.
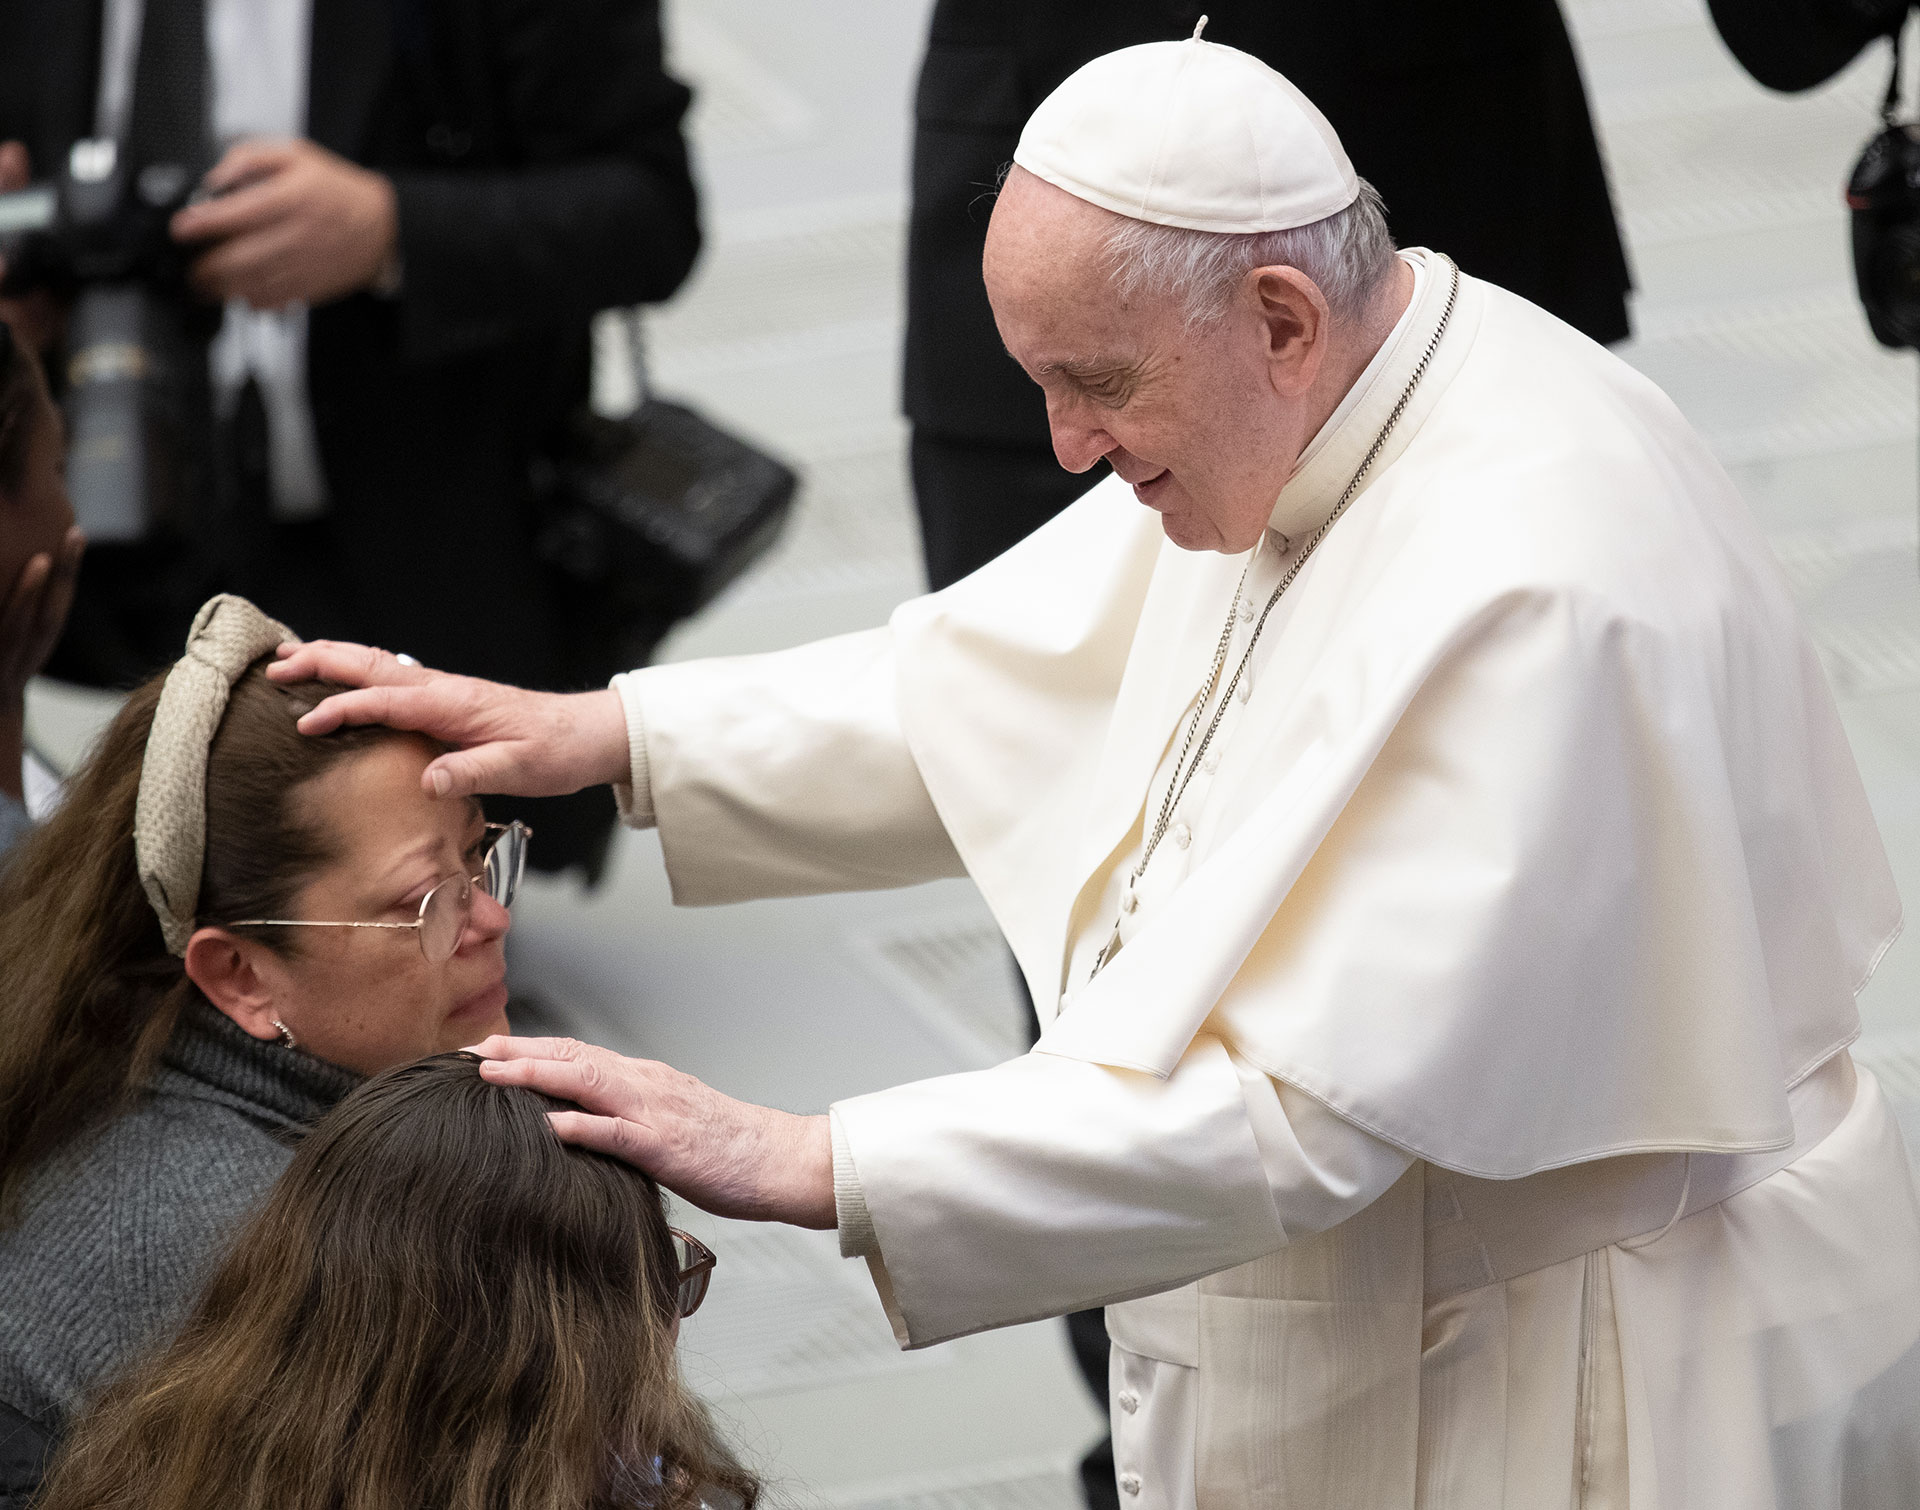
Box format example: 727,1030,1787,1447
1046,402,1116,475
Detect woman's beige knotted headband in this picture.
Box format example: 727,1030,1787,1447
134,594,298,956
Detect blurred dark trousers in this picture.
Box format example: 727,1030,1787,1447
910,430,1107,593
915,433,1117,1508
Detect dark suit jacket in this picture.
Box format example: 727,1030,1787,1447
906,0,1632,446
0,0,699,693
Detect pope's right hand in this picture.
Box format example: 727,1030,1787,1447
267,641,632,800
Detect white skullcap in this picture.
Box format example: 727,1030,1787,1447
1012,18,1359,234
135,594,298,956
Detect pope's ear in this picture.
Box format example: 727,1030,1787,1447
1251,264,1331,396
183,927,287,1042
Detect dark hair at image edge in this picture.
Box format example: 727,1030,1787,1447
0,660,410,1219
35,1053,758,1510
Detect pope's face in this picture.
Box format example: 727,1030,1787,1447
983,168,1322,555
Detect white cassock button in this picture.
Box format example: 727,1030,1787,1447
1235,675,1252,703
1171,822,1191,850
1238,600,1254,623
1118,1390,1140,1414
1120,1473,1143,1496
1058,992,1072,1014
1121,889,1139,914
1201,748,1220,775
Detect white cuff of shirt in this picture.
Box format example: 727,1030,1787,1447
830,1107,879,1259
608,672,657,829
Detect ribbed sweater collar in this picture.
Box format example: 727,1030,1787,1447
154,1000,361,1135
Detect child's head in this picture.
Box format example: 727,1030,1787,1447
0,319,72,594
38,1052,755,1510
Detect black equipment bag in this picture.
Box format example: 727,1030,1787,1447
536,395,798,685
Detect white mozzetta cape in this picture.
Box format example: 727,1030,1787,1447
639,255,1900,1180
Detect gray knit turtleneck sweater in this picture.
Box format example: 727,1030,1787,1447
0,1000,360,1434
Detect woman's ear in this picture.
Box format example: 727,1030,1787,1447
183,927,289,1042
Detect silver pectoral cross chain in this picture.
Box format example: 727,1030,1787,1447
1089,258,1460,980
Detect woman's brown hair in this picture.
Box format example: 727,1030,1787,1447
0,659,405,1217
36,1052,758,1510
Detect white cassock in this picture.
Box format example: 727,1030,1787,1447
610,250,1920,1508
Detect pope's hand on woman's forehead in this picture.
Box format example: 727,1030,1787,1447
268,642,453,755
267,640,634,803
269,640,434,708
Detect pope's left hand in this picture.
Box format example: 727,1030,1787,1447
469,1036,837,1230
171,138,398,309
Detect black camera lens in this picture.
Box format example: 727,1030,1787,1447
1866,222,1920,347
1848,123,1920,349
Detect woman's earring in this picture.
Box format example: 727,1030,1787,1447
272,1019,298,1050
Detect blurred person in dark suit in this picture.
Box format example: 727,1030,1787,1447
906,0,1632,595
0,0,701,877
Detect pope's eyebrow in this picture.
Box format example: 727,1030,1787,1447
1035,356,1135,380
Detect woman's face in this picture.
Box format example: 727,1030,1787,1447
253,736,513,1075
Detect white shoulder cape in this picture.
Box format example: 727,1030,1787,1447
889,262,1899,1177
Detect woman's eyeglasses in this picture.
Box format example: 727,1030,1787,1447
223,820,532,964
670,1228,716,1318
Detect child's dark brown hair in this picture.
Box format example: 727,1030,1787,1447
37,1051,756,1510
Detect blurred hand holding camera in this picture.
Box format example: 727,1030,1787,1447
169,137,398,310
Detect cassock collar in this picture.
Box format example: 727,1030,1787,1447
1268,248,1454,542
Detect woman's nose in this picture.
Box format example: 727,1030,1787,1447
460,887,513,949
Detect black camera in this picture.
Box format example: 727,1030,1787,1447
1847,122,1920,348
0,138,217,545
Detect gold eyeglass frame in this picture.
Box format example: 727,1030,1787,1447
222,820,532,964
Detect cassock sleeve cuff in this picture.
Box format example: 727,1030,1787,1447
831,1106,879,1258
608,672,656,829
863,1251,912,1349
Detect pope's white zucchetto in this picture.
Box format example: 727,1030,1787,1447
1011,20,1359,234
135,594,298,956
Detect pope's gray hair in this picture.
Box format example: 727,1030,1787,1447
1105,179,1397,328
